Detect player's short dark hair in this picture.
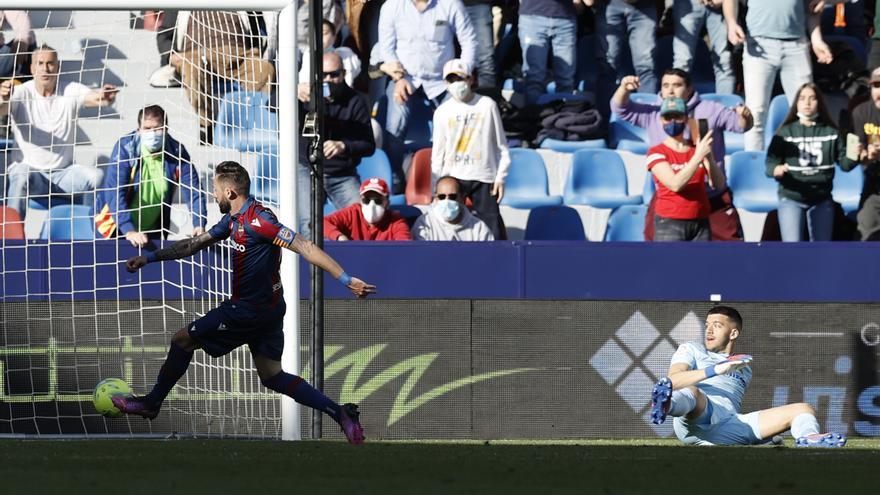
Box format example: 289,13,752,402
708,306,742,330
435,175,460,193
661,68,692,88
137,105,167,128
215,161,251,196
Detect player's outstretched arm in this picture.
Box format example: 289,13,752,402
125,232,218,272
288,234,376,298
667,355,752,390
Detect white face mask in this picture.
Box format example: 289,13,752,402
448,81,471,102
434,199,461,222
140,130,164,152
797,111,818,121
361,201,385,225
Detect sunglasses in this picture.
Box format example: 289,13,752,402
361,197,384,205
436,193,458,200
324,69,344,79
445,74,465,83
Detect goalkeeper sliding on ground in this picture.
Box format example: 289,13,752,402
114,161,375,444
650,305,846,447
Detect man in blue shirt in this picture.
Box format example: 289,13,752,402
378,0,477,187
113,161,375,444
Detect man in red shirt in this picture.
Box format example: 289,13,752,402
324,177,412,241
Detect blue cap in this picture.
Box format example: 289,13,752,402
660,97,687,117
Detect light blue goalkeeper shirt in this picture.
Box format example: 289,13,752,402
670,341,752,413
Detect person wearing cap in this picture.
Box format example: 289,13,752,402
297,51,375,240
851,66,880,240
323,177,412,241
646,96,726,241
612,67,753,241
430,59,509,240
377,0,477,186
412,175,494,241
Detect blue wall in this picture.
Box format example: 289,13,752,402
2,240,879,302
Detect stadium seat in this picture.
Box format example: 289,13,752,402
642,171,655,205
563,149,643,208
764,94,790,149
40,204,95,241
544,80,587,94
405,148,433,205
609,113,649,150
539,137,606,152
535,92,587,106
357,149,405,205
604,204,647,242
524,205,586,241
726,151,778,212
253,153,278,204
615,139,650,155
213,91,279,152
0,206,25,240
500,149,563,208
832,167,863,215
701,93,744,108
27,195,72,211
700,93,746,155
627,93,660,105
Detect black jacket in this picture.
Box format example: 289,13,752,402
299,84,375,177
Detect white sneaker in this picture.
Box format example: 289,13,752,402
149,64,180,88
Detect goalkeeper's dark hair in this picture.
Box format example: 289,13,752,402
215,161,251,196
137,105,167,128
708,305,742,330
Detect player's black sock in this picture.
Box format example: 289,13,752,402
144,342,194,406
262,371,342,423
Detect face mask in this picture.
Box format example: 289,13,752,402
325,81,346,102
434,199,461,223
663,121,686,137
361,202,385,225
797,112,818,121
140,130,164,152
448,81,471,102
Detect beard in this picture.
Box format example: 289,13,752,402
218,198,231,214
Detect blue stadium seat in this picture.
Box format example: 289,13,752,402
40,204,94,240
500,149,563,208
535,92,587,106
832,167,863,214
544,80,587,94
700,93,746,155
615,139,650,155
726,151,778,212
642,171,655,205
27,195,72,211
604,204,647,241
627,93,660,105
524,205,586,241
700,93,744,108
564,149,643,208
539,138,607,152
765,94,790,149
214,91,279,152
609,113,649,150
253,153,278,204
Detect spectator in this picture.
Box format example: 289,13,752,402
611,68,753,240
0,10,35,79
172,11,275,144
593,0,658,114
94,105,206,247
851,66,880,240
0,44,116,217
647,97,726,241
766,82,858,242
298,52,376,240
412,175,494,240
148,10,181,88
378,0,477,187
723,0,833,151
673,0,734,94
298,19,362,98
431,59,509,239
463,0,496,88
297,0,345,50
869,1,880,71
324,177,412,240
517,0,579,104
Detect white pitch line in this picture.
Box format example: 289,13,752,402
769,332,844,338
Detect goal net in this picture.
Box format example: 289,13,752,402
0,4,299,438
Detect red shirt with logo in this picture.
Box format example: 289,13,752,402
323,204,413,241
646,143,710,220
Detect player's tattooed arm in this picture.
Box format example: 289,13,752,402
125,233,218,273
286,233,376,298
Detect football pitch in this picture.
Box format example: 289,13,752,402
2,438,879,494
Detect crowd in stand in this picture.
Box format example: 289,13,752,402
6,2,880,243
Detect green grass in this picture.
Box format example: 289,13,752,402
2,438,879,494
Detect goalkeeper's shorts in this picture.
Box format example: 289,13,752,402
672,397,762,446
188,300,286,361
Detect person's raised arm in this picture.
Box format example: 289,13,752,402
84,84,118,108
287,233,376,298
125,232,219,272
612,75,640,108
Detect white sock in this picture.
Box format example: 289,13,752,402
668,388,697,417
791,412,820,438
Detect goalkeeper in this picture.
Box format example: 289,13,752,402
650,305,846,447
115,161,375,444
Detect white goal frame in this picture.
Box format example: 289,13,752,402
5,0,302,440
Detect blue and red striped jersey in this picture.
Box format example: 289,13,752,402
207,197,297,309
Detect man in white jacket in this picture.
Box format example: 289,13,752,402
412,176,494,241
431,58,510,239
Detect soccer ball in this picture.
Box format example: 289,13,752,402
93,378,132,418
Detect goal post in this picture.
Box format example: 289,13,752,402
0,2,302,440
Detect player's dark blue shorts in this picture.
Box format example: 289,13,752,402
187,300,286,361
